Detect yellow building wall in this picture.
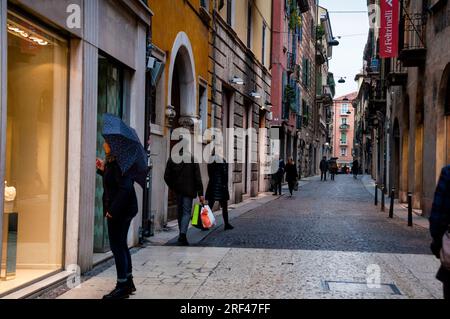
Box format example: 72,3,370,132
217,0,271,70
147,0,211,116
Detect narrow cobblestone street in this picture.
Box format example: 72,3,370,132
57,175,443,299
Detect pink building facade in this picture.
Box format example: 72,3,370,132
332,92,357,169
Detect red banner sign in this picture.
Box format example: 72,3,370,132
380,0,400,58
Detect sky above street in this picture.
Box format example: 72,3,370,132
318,0,369,98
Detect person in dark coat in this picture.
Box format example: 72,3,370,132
429,165,450,300
206,155,234,230
352,159,360,179
164,154,204,246
272,159,285,195
96,141,138,299
329,158,338,181
285,157,298,197
320,156,328,181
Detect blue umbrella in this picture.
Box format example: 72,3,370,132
102,113,148,189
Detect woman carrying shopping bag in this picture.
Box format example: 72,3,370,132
206,153,234,231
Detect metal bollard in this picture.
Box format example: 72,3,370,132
389,188,395,218
407,192,413,227
374,184,378,206
381,185,385,212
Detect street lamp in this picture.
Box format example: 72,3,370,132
338,77,347,84
231,76,245,85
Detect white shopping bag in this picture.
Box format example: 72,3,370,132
201,205,216,229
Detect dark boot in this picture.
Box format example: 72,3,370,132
177,234,189,246
127,276,136,294
102,282,130,300
224,223,234,231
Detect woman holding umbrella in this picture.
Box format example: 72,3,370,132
96,114,148,299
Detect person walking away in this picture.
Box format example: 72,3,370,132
206,154,234,230
273,159,285,195
352,159,360,179
320,156,328,181
97,142,138,299
429,165,450,300
164,154,204,246
329,158,337,181
285,157,298,197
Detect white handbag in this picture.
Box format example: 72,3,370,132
441,231,450,270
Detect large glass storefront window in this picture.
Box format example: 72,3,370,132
1,12,68,295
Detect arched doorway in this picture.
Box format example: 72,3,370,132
166,32,197,221
437,64,450,169
393,118,400,198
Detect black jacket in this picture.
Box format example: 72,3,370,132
285,163,298,183
320,159,329,172
206,160,230,202
164,157,204,199
429,165,450,283
98,160,138,220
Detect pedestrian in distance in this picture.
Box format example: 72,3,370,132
272,158,285,196
96,114,148,300
285,157,298,197
164,147,205,246
352,159,360,179
206,152,234,231
320,156,329,181
329,158,338,181
429,165,450,300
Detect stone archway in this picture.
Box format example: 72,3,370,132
166,32,197,221
168,32,197,129
436,63,450,172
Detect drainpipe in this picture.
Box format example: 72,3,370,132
141,23,154,242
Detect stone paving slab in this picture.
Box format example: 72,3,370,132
58,246,442,299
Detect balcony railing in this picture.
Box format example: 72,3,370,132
387,57,408,86
340,141,348,146
399,11,427,67
340,124,350,130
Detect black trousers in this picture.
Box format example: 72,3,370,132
330,173,335,181
321,171,327,181
444,281,450,300
273,181,282,195
108,217,132,282
288,181,296,195
209,200,230,225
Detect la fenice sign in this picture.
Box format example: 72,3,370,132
380,0,399,58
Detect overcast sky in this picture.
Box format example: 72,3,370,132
318,0,369,98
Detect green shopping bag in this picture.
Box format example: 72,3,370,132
191,203,205,229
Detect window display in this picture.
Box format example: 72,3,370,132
0,11,68,295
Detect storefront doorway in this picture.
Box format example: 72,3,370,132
94,55,126,253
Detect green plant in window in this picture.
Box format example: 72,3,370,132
316,25,325,40
288,0,302,30
284,84,296,105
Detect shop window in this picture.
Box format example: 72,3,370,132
247,2,252,49
2,12,68,294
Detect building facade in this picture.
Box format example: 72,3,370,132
354,0,450,217
210,0,272,203
147,0,274,228
0,0,152,296
146,0,211,230
271,0,335,178
332,93,357,169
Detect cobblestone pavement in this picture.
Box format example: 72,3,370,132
199,175,432,254
57,175,444,299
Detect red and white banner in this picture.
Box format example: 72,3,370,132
379,0,400,58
